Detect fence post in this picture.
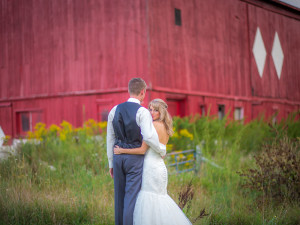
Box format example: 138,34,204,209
175,154,178,173
195,145,202,174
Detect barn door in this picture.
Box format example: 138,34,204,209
166,99,186,117
96,99,113,122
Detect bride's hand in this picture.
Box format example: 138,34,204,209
114,146,123,154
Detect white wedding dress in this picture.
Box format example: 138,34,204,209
133,143,192,225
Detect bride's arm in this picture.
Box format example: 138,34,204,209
114,141,149,155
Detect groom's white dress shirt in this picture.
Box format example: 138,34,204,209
106,98,165,168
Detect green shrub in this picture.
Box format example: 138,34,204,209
238,128,300,204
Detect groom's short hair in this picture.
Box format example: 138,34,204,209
128,78,147,95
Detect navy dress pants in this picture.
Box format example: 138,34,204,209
113,154,144,225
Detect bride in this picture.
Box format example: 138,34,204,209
114,99,192,225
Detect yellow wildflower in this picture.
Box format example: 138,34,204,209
166,144,173,151
84,119,98,128
173,132,179,138
33,122,47,140
49,124,61,135
59,132,66,141
74,127,82,133
60,120,73,132
178,153,186,160
179,129,194,140
98,121,107,129
27,131,34,139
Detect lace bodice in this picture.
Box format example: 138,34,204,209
141,143,168,194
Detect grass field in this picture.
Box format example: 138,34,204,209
0,114,299,224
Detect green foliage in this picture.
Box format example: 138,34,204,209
238,128,300,204
0,119,113,225
170,110,300,157
168,111,300,224
0,113,299,225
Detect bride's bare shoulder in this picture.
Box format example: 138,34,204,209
153,121,164,130
153,121,169,143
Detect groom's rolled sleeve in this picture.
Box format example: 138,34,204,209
106,106,117,168
137,107,166,156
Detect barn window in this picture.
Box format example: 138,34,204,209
218,105,225,120
175,8,182,26
16,111,42,136
272,115,277,125
96,99,113,122
200,105,206,117
272,110,278,125
101,109,109,121
234,107,244,121
21,112,30,132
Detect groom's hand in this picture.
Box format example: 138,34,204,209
109,168,114,178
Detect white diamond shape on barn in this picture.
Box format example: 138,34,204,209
252,27,267,78
271,32,284,79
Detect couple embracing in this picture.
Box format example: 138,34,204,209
107,78,191,225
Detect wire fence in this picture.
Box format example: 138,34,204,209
166,147,223,174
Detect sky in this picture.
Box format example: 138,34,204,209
278,0,300,9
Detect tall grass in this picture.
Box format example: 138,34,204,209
0,112,299,224
0,120,114,225
167,110,300,224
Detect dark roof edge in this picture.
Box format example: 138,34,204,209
270,0,300,12
240,0,300,20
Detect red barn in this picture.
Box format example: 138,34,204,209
0,0,299,138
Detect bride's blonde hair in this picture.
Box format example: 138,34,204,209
148,99,174,137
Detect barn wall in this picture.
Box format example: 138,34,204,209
0,0,149,100
148,0,300,100
0,103,13,137
148,0,251,97
248,4,300,101
0,0,299,138
147,0,300,122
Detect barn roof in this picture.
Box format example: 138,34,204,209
277,0,300,10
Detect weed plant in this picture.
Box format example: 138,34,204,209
238,127,300,204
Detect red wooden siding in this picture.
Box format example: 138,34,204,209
0,0,149,99
0,0,299,138
248,4,300,100
9,92,130,137
147,0,299,120
148,0,251,97
0,103,13,137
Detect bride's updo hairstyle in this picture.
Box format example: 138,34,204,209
148,99,174,137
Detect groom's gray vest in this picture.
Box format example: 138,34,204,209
112,102,143,149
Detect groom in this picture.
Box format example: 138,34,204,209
107,78,165,225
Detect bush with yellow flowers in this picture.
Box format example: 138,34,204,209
21,119,108,184
166,119,196,172
26,119,107,144
27,122,47,141
169,125,195,152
